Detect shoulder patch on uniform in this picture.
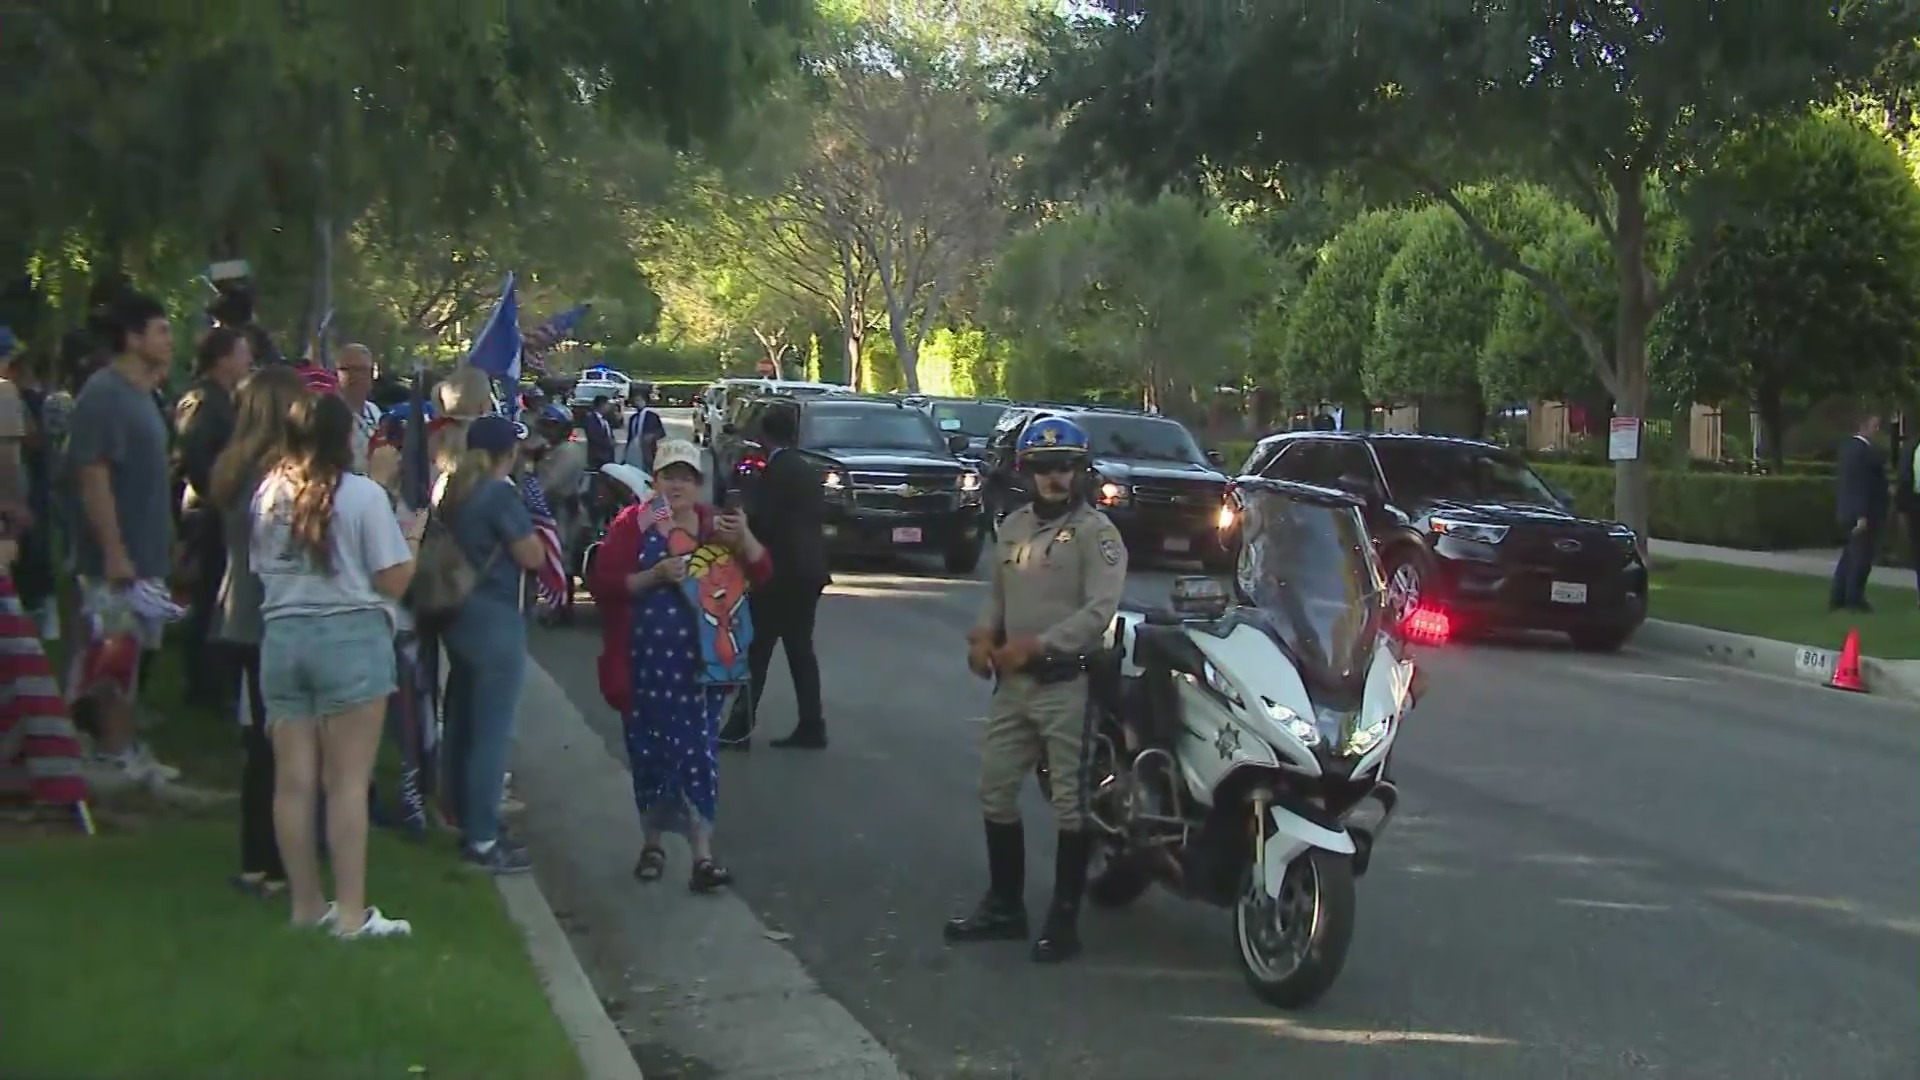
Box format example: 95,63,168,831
1100,534,1122,566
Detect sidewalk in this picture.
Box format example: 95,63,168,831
1650,539,1913,591
1640,539,1920,704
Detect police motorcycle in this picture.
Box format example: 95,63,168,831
576,462,654,601
1039,477,1415,1008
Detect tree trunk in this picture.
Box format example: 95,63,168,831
1756,384,1788,473
891,320,921,393
1610,187,1656,558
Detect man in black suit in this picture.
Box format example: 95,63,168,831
583,394,616,470
1831,412,1888,612
722,402,830,750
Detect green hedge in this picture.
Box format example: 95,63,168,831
1211,438,1844,550
1529,464,1840,549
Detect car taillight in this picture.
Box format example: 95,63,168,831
1401,604,1453,645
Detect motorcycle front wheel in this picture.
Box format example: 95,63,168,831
1232,849,1355,1009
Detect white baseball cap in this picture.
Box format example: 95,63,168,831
652,439,704,479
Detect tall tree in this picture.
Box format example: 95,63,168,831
812,51,1010,392
1039,0,1909,544
1665,111,1920,468
1274,206,1412,413
986,193,1274,413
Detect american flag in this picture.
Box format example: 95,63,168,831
519,474,571,608
520,303,590,376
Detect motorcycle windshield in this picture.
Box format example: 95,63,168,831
1233,484,1387,713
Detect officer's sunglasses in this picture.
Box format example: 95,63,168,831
1024,460,1079,476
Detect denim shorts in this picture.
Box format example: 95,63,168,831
259,609,397,723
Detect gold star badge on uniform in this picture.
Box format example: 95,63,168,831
1054,527,1075,544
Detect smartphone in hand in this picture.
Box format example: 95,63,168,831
722,489,746,512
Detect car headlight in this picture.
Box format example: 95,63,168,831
958,470,982,492
822,470,845,491
1263,698,1320,747
1215,502,1237,530
1430,517,1508,545
1097,480,1131,506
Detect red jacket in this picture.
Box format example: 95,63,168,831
587,502,772,709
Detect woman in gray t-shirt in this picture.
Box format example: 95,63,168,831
250,394,425,940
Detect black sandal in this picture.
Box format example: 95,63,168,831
633,846,667,882
689,858,733,893
231,874,287,899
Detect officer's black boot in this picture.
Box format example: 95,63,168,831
943,821,1028,942
1031,829,1093,964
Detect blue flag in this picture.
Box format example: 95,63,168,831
467,273,521,384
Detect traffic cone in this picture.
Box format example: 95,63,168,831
1828,628,1867,693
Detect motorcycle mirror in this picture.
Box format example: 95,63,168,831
1170,574,1230,618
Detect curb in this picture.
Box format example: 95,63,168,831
1633,618,1920,705
495,851,647,1080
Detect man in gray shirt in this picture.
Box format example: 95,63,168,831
68,291,180,785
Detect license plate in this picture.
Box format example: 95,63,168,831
1161,536,1192,553
892,527,923,544
1550,581,1588,604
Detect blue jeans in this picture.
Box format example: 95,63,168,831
442,602,528,848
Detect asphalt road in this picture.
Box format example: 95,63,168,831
539,411,1920,1080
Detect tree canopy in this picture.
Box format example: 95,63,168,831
1036,0,1914,537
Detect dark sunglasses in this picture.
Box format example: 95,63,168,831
1024,460,1080,476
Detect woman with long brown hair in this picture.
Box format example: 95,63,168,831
210,365,303,898
434,415,549,874
251,393,426,937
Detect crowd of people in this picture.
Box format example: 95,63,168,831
0,284,846,936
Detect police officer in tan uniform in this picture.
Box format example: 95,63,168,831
946,415,1128,963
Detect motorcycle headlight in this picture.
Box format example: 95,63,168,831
1430,517,1509,545
1263,698,1320,747
1201,660,1243,708
1344,716,1390,757
1215,502,1237,531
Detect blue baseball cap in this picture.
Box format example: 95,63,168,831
466,414,523,455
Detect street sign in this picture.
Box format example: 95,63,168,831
1608,416,1641,461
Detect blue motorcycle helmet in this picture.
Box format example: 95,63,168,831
1015,416,1091,471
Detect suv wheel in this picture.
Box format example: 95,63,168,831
1383,544,1434,624
944,533,985,575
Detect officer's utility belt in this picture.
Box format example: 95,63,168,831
1025,652,1093,686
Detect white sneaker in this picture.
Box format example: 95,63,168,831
127,744,181,783
333,906,412,940
296,901,340,930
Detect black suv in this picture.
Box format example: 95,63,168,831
717,393,988,573
1236,431,1648,651
901,395,1011,468
983,405,1234,568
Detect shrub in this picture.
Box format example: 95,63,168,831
1530,464,1839,549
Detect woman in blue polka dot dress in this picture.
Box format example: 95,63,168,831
589,440,770,891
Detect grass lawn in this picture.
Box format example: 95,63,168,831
1649,558,1918,659
0,645,583,1080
